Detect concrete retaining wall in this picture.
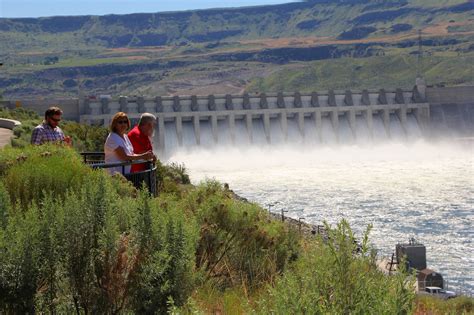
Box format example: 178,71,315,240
0,99,81,121
426,86,474,105
426,86,474,137
0,118,21,130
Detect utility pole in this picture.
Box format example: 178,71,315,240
416,29,423,79
0,63,3,100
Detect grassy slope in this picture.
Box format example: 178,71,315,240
247,52,474,92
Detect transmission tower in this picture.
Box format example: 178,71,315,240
416,29,423,79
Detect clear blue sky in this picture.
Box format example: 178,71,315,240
1,0,297,18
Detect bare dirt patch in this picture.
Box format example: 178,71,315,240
18,51,49,56
239,22,474,50
123,55,150,60
103,47,170,54
424,20,474,36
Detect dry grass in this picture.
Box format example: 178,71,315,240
415,295,474,315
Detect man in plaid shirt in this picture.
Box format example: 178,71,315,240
31,106,72,145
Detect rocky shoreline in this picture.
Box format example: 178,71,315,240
224,183,326,238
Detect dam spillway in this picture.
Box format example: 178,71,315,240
79,87,431,156
4,84,472,155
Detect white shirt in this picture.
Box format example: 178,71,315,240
104,132,134,175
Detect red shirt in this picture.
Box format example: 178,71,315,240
128,125,153,173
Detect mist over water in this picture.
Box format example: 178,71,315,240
163,115,474,294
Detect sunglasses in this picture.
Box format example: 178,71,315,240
117,120,128,125
49,117,61,122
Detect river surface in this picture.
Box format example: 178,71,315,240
167,140,474,294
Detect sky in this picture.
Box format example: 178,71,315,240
0,0,296,18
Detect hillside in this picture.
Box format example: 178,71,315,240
1,0,472,51
0,0,473,98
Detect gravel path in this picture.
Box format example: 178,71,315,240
0,128,13,148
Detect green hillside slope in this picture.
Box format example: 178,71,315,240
0,0,472,98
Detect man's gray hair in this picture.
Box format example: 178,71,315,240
138,113,157,126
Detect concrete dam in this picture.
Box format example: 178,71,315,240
2,84,473,155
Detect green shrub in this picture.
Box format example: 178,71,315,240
0,147,199,313
10,121,38,148
61,121,108,152
156,161,192,194
0,144,75,176
0,107,40,121
185,181,300,290
2,145,92,208
125,191,199,314
255,220,416,314
0,183,9,229
59,172,141,314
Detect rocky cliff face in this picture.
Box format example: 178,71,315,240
0,0,472,51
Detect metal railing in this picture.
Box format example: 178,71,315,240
80,152,157,196
81,152,106,164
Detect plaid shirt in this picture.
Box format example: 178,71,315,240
31,122,65,145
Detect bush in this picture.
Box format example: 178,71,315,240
156,161,191,191
0,107,40,121
128,193,198,314
416,295,474,314
0,182,9,229
184,181,300,290
255,220,416,314
2,145,92,208
61,121,108,152
0,146,199,314
0,203,42,313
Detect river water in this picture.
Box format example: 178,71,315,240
167,140,474,294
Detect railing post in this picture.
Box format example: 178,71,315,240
281,209,288,222
147,162,152,192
